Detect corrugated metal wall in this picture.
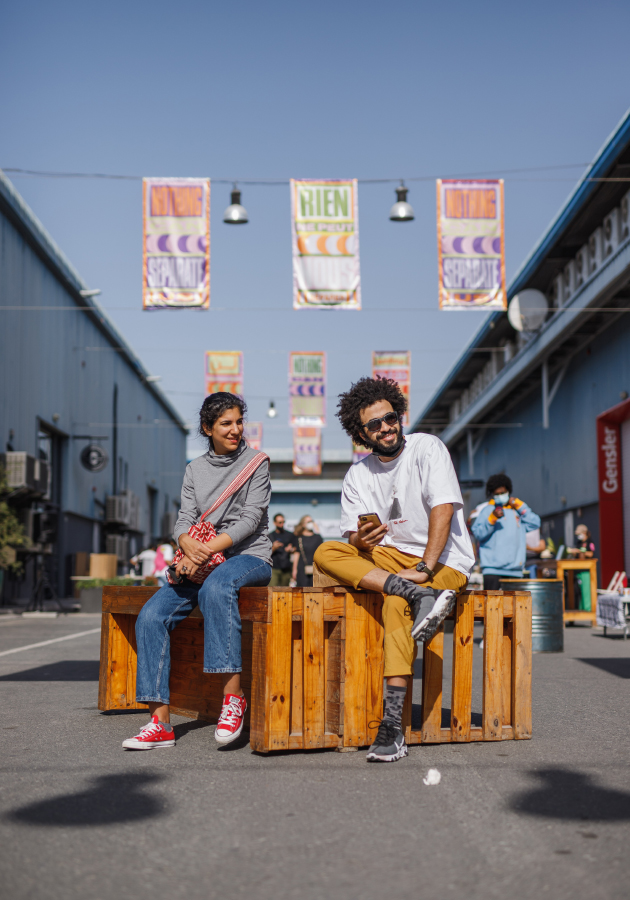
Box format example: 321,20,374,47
0,204,187,598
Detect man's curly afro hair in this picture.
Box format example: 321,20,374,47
336,376,407,448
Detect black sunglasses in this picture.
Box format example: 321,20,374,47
363,412,400,433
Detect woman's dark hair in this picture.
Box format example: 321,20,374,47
199,392,247,443
336,377,407,448
485,473,513,497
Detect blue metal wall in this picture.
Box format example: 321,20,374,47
455,313,630,550
0,184,187,597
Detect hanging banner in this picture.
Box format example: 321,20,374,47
244,422,263,450
143,177,210,310
352,442,371,464
205,351,243,396
289,352,326,427
372,351,411,425
291,179,360,310
437,179,506,310
293,427,322,476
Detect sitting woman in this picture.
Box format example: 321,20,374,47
122,392,272,751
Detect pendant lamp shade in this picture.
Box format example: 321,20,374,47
223,186,248,224
389,183,415,222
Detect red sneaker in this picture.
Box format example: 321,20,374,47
215,693,247,744
122,715,175,750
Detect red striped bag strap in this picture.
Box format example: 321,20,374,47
199,452,270,523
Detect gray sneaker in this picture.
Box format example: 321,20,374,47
411,589,457,642
366,720,408,762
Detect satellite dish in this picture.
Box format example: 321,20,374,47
508,289,548,332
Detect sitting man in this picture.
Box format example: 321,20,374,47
314,377,474,763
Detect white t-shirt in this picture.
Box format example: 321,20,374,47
132,549,157,578
340,433,475,577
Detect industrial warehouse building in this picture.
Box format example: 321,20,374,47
0,170,187,604
412,110,630,588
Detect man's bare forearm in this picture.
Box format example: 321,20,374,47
422,503,453,570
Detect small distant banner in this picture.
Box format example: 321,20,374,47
291,179,360,310
352,442,371,464
205,351,243,396
293,427,322,476
437,179,506,310
244,422,263,450
143,177,210,310
289,352,326,427
372,351,411,425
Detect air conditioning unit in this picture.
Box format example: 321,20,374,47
120,490,141,531
563,260,577,301
574,245,589,289
620,189,630,242
161,510,178,538
588,227,603,274
106,494,129,525
602,207,621,258
106,533,128,563
548,273,565,309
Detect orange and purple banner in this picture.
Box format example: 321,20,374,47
289,352,326,427
293,427,322,475
437,179,506,310
143,178,210,309
244,422,263,450
205,351,243,396
291,179,360,310
372,351,411,426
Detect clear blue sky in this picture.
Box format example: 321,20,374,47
2,0,630,456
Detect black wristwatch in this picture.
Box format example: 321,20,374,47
416,559,435,578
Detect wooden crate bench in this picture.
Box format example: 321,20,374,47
98,586,532,753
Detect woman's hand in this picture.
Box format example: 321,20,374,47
179,534,214,565
175,554,199,578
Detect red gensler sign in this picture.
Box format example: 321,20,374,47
597,397,630,586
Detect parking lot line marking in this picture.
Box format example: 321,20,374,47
0,628,101,657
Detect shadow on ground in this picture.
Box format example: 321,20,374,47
0,661,100,681
510,767,630,821
7,773,168,827
576,658,630,679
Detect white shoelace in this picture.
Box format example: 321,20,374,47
137,720,163,737
218,697,243,728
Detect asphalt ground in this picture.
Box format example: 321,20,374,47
0,613,629,900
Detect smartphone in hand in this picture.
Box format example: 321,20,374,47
359,513,382,528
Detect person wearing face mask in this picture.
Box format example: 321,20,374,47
471,474,541,590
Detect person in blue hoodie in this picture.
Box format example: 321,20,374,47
471,473,541,590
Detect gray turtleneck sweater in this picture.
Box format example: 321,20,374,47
173,441,272,565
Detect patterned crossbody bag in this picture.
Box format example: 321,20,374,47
168,452,269,585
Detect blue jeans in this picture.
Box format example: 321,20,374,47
135,554,271,704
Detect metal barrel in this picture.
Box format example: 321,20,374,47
500,578,564,652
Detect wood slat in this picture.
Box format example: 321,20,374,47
451,593,474,741
365,593,385,745
267,591,293,750
288,732,339,749
421,624,444,742
250,622,270,752
482,592,503,740
98,612,112,710
290,622,303,739
502,620,513,726
407,725,515,745
342,593,367,747
325,620,342,735
303,591,326,748
512,591,532,739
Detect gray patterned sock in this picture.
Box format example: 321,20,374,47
383,573,435,606
383,685,407,730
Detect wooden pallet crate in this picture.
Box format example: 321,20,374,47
98,586,532,753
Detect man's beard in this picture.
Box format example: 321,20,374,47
364,429,405,458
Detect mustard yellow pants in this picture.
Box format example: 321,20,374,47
313,541,467,677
